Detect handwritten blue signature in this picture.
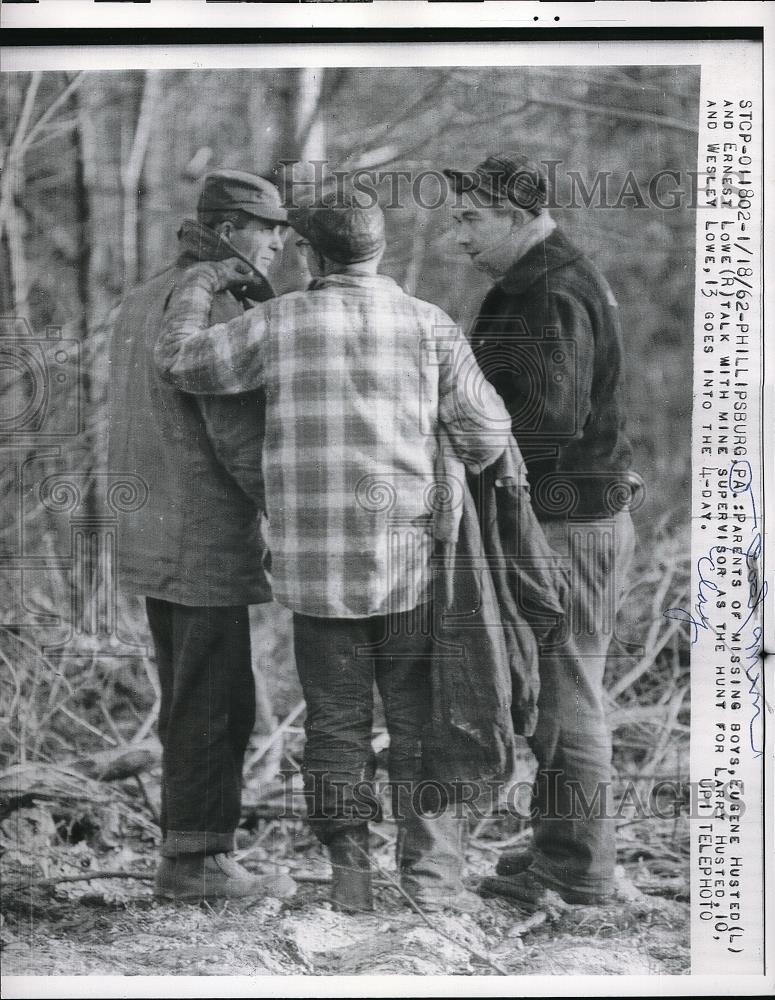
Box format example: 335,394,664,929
664,460,766,756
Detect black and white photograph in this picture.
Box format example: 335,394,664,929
0,4,770,996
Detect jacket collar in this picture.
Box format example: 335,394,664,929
495,227,583,295
308,272,399,292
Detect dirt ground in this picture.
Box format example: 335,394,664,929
1,812,689,981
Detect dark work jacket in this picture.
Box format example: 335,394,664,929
107,258,273,606
471,228,634,520
424,440,566,787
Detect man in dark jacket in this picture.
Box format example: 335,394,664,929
108,170,296,901
445,152,638,907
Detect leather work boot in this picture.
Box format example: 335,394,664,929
479,869,611,908
327,826,373,913
154,852,297,902
494,848,534,878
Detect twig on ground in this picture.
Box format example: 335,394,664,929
509,911,547,937
641,685,689,779
9,870,156,890
478,828,532,851
139,655,162,702
607,617,685,700
244,701,306,771
130,699,160,745
9,868,397,892
99,702,126,747
342,836,510,977
471,815,495,840
56,705,118,746
289,872,391,887
234,820,280,861
133,774,160,825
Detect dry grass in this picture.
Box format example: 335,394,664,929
1,487,691,977
1,493,691,821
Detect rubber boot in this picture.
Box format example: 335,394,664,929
327,826,373,913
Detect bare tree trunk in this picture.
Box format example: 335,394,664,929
76,73,134,331
142,75,175,280
74,73,140,480
247,73,292,176
121,71,162,290
257,69,329,293
294,69,326,162
403,210,428,297
0,72,41,313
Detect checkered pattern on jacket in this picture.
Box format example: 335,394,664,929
156,265,511,617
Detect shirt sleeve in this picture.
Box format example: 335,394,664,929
154,262,267,394
435,311,512,472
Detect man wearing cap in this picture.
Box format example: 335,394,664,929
445,153,637,908
108,170,296,901
153,194,512,914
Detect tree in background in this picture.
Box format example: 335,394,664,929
0,65,696,774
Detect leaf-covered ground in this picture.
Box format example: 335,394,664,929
2,809,689,980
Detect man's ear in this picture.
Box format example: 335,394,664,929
217,220,234,241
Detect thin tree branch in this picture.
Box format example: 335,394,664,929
23,118,81,151
525,95,698,135
0,72,40,178
364,850,511,976
21,71,86,151
335,70,449,171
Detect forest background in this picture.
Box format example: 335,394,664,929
0,64,697,926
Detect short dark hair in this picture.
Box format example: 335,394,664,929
197,207,255,231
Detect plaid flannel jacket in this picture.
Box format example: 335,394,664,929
156,264,511,618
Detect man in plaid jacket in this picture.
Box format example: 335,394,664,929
155,195,511,914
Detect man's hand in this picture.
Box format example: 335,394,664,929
156,259,267,395
204,257,253,291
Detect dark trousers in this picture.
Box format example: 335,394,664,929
528,513,635,896
292,607,433,845
145,598,256,857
